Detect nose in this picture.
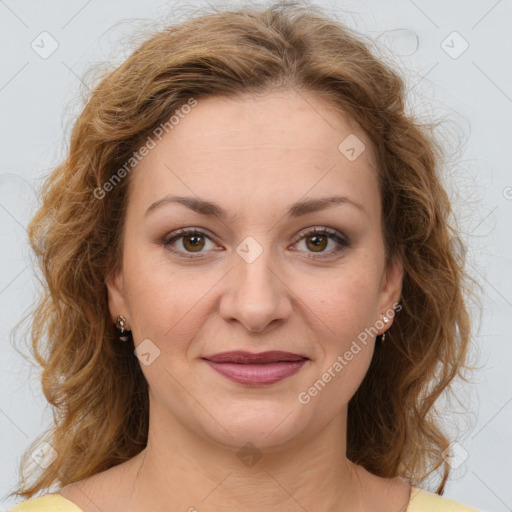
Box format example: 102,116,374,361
219,244,292,334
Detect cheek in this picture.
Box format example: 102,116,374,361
310,259,382,343
122,246,215,348
304,270,378,411
302,258,381,400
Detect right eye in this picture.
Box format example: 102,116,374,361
162,228,220,259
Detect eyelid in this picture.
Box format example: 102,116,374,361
291,226,349,245
163,227,217,244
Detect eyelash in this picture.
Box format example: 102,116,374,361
162,227,351,260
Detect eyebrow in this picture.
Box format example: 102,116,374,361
145,194,367,219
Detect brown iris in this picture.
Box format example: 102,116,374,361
182,233,206,252
305,234,328,252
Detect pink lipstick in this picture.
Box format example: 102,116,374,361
202,350,308,386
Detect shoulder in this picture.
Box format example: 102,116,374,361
408,487,480,512
8,494,84,512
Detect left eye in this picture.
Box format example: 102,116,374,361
292,227,350,258
163,227,350,259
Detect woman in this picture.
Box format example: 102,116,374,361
9,1,480,510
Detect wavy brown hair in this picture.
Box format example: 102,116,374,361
12,0,478,500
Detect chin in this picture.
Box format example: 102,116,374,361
199,402,309,453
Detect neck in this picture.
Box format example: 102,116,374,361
125,403,362,512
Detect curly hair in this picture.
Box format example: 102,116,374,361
12,0,479,500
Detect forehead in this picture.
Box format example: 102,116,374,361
129,89,380,221
162,89,376,162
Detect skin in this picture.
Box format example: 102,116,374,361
59,89,409,511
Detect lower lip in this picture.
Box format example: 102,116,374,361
204,360,308,386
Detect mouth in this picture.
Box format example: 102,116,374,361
202,351,309,386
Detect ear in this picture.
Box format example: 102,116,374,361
105,267,130,328
377,245,404,330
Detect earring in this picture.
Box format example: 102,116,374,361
380,314,390,343
116,315,131,342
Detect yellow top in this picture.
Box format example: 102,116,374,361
8,487,480,511
8,494,82,512
408,487,480,511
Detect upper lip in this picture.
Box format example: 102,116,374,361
203,350,308,364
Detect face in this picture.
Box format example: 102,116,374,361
106,89,403,451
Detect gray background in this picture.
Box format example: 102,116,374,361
1,0,511,510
